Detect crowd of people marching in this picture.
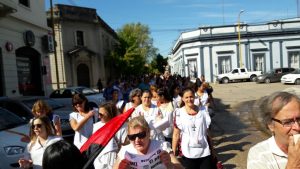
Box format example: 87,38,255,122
18,70,220,169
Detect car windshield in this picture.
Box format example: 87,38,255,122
76,87,97,95
291,69,300,74
266,70,275,74
22,98,65,110
0,107,27,131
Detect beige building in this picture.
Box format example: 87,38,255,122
48,4,119,90
0,0,52,96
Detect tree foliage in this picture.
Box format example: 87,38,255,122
109,23,158,76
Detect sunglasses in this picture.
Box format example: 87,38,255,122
73,102,83,106
32,124,43,129
127,131,147,141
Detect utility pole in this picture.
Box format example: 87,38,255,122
50,0,60,89
298,0,300,17
238,10,244,68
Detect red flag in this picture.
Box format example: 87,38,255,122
80,107,134,169
80,107,134,153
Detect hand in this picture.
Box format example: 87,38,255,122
286,135,300,169
118,159,130,169
87,110,95,118
156,111,163,121
18,158,32,169
160,151,172,168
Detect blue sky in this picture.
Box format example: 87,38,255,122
45,0,299,56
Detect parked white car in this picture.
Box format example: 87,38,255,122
281,69,300,85
217,68,262,84
0,107,29,168
49,86,106,108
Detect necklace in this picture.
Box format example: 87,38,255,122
185,106,198,131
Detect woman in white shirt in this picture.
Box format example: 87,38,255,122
170,83,182,109
18,116,62,169
172,87,213,169
123,88,142,113
93,101,127,169
132,90,165,141
194,82,212,128
69,94,97,150
31,99,62,136
157,87,175,144
113,116,183,169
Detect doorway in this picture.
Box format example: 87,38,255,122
77,63,90,87
16,47,43,96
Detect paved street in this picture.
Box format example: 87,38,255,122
209,82,299,169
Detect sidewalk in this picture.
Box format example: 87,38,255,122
209,82,298,169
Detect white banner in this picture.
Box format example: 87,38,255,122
125,147,167,169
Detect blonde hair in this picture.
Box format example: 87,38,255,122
32,100,52,117
29,116,55,150
127,116,150,133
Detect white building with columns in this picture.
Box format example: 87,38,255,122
169,17,300,83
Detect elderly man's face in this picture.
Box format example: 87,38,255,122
269,98,300,148
128,127,150,155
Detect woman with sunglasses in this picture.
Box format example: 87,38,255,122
113,116,183,169
132,90,165,141
172,87,213,169
69,93,98,149
31,99,62,136
18,116,62,169
93,101,128,169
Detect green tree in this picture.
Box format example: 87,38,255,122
110,23,157,76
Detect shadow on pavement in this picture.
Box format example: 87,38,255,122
211,98,253,168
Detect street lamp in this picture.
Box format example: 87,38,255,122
238,10,244,68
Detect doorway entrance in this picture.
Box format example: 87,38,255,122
77,63,90,87
16,47,43,95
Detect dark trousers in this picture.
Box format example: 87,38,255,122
181,155,213,169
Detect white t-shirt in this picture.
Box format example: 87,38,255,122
158,102,174,138
93,121,127,169
132,104,165,141
194,93,211,128
25,136,62,169
118,140,172,169
175,107,211,158
116,100,125,111
194,91,209,108
123,102,134,113
172,95,181,109
69,112,97,149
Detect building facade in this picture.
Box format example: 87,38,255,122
170,18,300,83
0,0,52,96
48,4,118,90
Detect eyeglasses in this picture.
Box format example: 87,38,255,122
32,124,43,129
272,117,300,127
73,102,83,107
127,131,147,141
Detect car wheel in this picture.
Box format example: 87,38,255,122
265,78,271,83
222,77,229,84
250,75,257,82
295,79,300,85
